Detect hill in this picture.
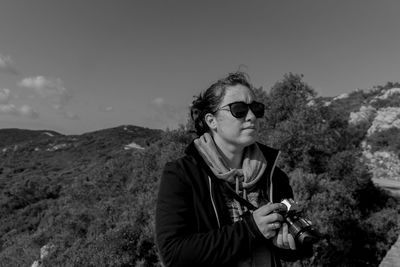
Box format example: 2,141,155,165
320,84,400,182
0,125,166,266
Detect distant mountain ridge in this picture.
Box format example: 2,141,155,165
0,125,162,152
0,128,63,148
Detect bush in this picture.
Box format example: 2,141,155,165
367,128,400,157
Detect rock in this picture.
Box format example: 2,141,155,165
333,93,349,101
307,99,316,107
30,243,56,266
43,132,55,137
349,105,376,125
376,88,400,100
46,143,68,151
124,142,145,150
41,243,56,260
362,149,400,181
367,107,400,136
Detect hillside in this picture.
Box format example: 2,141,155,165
321,84,400,182
0,125,166,266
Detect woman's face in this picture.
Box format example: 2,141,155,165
210,84,259,150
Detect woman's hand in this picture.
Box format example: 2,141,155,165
273,222,296,250
252,203,285,239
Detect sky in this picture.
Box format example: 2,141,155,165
0,0,400,134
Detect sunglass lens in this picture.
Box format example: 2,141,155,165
230,102,249,118
250,102,265,118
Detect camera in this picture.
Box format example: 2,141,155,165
279,198,320,247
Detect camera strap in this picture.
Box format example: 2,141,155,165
220,181,257,211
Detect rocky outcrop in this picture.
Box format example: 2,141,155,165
355,89,400,181
349,105,376,125
362,142,400,181
375,87,400,100
367,107,400,136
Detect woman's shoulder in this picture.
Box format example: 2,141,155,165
161,154,208,192
256,142,280,158
163,153,199,177
164,141,202,172
166,153,197,168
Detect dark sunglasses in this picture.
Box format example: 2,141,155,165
217,101,265,118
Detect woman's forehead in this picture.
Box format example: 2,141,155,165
221,84,254,104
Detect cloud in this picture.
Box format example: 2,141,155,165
0,54,18,75
19,76,71,108
63,110,79,120
98,105,113,112
19,105,39,119
0,88,38,119
0,88,11,104
0,103,38,119
152,97,165,107
0,104,17,115
148,97,188,129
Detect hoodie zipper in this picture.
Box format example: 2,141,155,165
208,176,221,228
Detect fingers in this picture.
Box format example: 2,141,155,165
273,223,297,250
262,229,278,239
288,233,296,250
263,212,284,225
282,222,289,248
253,215,281,239
255,203,286,216
276,225,283,247
254,205,284,223
252,203,288,240
269,222,281,231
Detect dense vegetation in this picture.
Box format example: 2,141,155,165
0,75,399,266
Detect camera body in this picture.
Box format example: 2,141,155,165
279,198,320,247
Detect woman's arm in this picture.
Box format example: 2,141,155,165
155,162,263,267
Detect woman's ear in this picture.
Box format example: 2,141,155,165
204,113,217,131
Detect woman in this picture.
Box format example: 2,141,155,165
155,72,312,266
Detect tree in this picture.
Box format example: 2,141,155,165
264,73,316,128
258,73,400,266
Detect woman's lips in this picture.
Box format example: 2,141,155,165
243,126,256,131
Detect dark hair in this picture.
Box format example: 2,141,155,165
190,72,253,136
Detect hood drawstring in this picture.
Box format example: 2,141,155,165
235,175,249,216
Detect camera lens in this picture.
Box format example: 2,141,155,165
286,216,319,246
297,231,319,246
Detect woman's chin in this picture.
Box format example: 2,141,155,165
239,135,257,147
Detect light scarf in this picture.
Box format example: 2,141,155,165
194,132,267,195
194,133,275,267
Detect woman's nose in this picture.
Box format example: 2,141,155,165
246,108,257,121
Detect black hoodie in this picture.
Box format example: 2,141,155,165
155,141,312,267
